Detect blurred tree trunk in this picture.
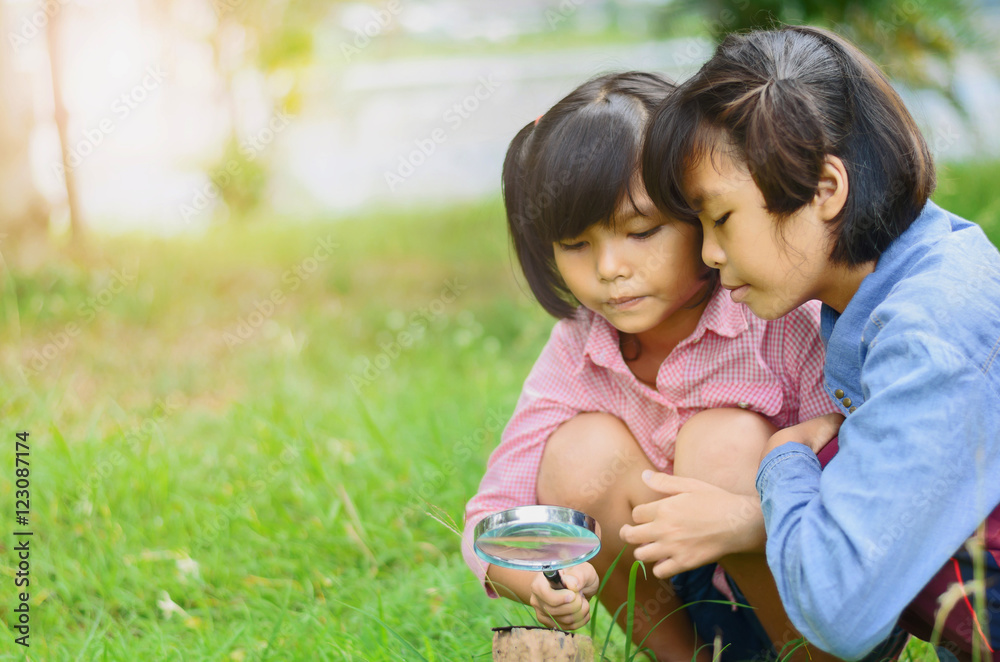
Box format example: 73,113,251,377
47,4,84,245
0,8,50,265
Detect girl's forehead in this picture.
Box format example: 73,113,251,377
684,147,751,204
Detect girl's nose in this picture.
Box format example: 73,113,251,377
702,233,725,269
596,241,632,282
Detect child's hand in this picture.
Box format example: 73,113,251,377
529,563,600,631
620,472,764,579
760,413,845,461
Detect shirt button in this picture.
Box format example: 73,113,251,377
834,389,845,399
737,402,749,409
842,398,852,407
849,406,857,413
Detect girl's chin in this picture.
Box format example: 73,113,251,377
743,296,795,321
606,316,656,335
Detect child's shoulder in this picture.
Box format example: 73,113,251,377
881,204,1000,322
531,307,624,377
865,203,1000,364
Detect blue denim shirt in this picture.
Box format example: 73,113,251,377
756,201,1000,659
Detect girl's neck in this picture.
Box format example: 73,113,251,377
620,289,711,385
820,259,877,314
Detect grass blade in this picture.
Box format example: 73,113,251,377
624,560,646,661
600,603,628,661
590,545,628,639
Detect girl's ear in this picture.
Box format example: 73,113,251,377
814,155,849,221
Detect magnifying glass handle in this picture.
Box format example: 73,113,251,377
543,569,565,590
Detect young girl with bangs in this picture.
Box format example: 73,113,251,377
462,71,850,661
640,25,1000,660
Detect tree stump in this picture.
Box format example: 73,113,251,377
492,626,595,662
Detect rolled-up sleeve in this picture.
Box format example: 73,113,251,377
462,324,595,596
756,333,1000,659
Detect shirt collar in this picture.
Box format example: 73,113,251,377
578,284,749,375
578,310,628,376
822,200,954,392
693,284,751,341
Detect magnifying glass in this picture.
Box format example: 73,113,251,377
474,505,601,590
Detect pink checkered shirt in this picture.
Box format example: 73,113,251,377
463,287,837,596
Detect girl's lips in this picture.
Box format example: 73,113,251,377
728,285,750,303
607,296,645,309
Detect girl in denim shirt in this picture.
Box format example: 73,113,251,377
637,25,1000,661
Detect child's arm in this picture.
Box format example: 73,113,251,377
758,331,1000,658
486,563,600,630
462,317,599,598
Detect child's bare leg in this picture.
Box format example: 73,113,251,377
673,409,843,662
538,413,712,662
538,414,705,660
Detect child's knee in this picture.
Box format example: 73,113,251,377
537,413,649,510
674,408,777,494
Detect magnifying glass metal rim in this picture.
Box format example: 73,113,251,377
473,505,601,589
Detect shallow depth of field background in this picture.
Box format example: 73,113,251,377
1,0,999,659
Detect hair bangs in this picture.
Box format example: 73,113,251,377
529,103,645,245
643,93,739,224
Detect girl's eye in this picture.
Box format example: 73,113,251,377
558,241,586,251
713,212,731,228
629,225,663,240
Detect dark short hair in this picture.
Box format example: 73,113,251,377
642,25,936,266
503,72,680,319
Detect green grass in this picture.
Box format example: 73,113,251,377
0,160,998,660
0,198,567,660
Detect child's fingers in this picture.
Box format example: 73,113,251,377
532,595,591,630
560,563,600,596
530,573,577,604
651,557,686,579
630,495,684,527
530,591,590,628
639,470,703,497
533,609,558,629
554,600,591,630
632,541,672,567
620,521,658,545
535,595,586,618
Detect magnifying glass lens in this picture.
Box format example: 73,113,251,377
477,522,598,564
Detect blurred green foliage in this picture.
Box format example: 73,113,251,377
684,0,991,107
